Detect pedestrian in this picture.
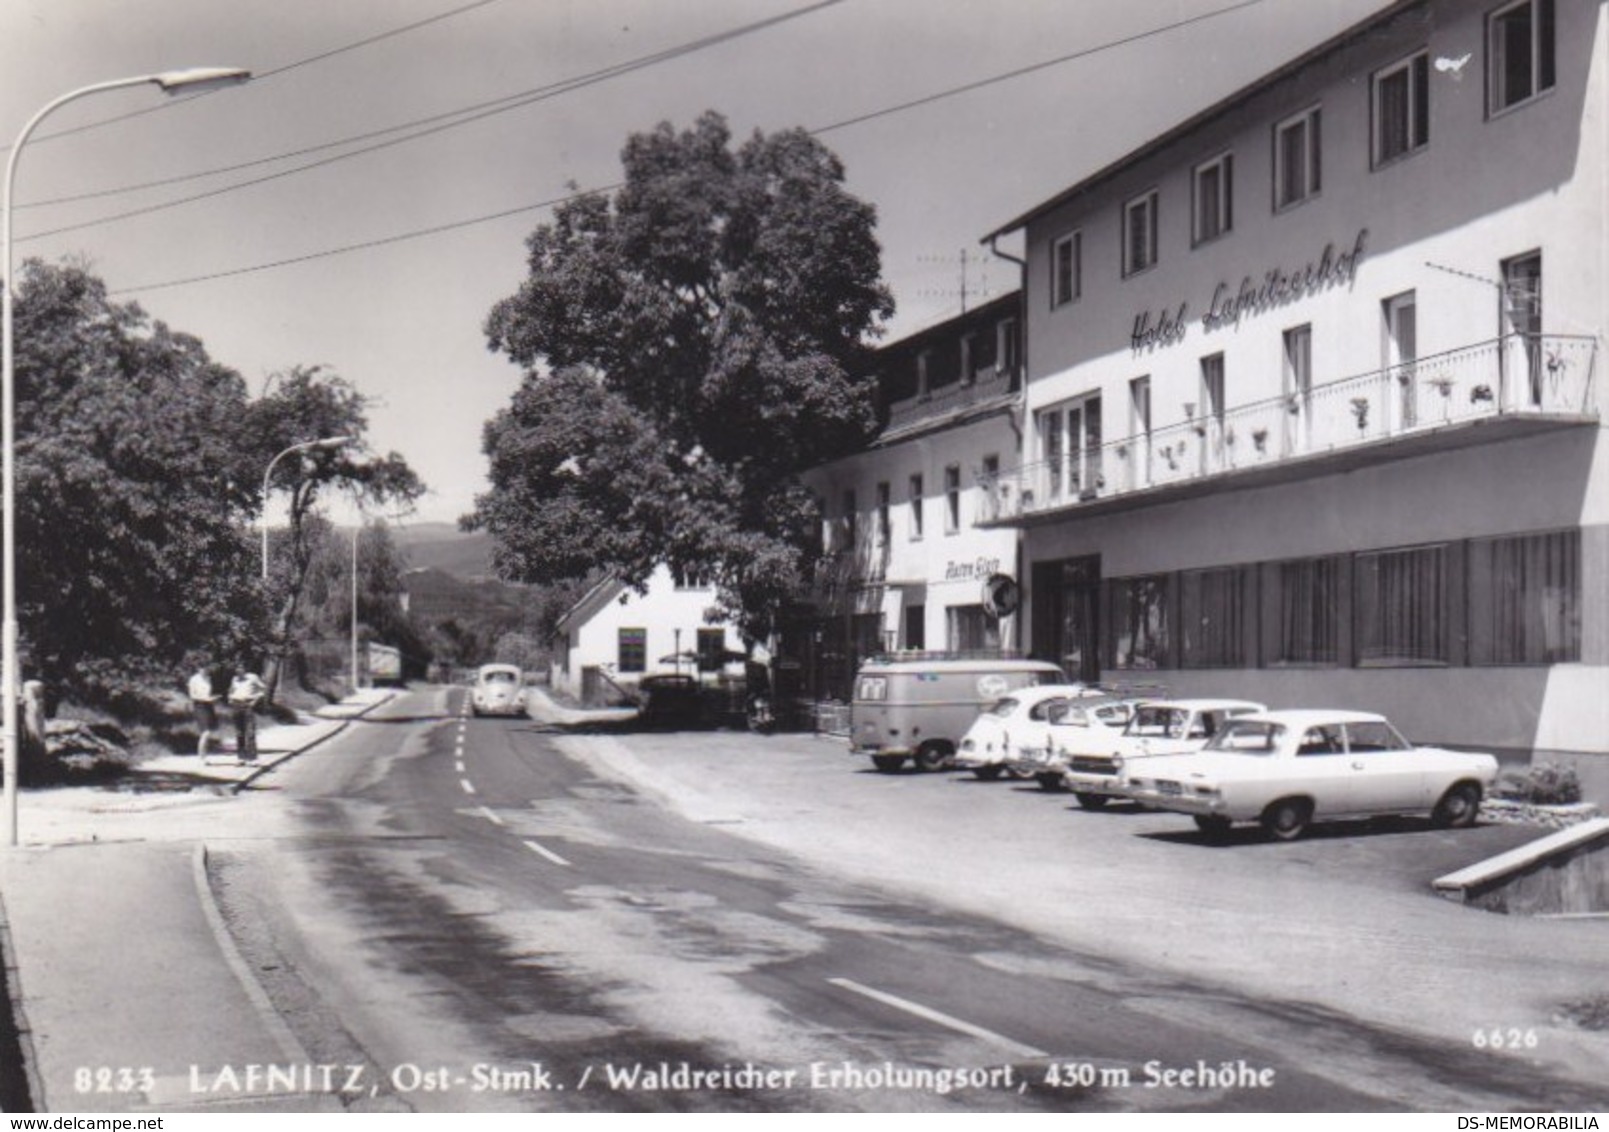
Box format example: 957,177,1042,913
227,666,267,764
187,664,219,756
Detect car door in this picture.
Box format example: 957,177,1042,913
1338,720,1428,814
1289,724,1367,815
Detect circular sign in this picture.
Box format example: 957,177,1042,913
981,573,1021,618
977,674,1011,700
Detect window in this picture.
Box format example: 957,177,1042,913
1273,106,1321,209
618,628,647,673
1355,544,1448,666
1283,324,1312,454
943,465,961,533
997,317,1021,383
696,628,727,672
1272,556,1341,666
959,332,978,385
978,454,999,526
1122,190,1159,276
1372,51,1430,166
1180,566,1249,668
1192,154,1233,245
841,489,856,551
916,350,933,400
1051,230,1082,307
672,567,710,589
1468,529,1579,664
1107,574,1170,671
875,481,891,545
903,603,926,650
908,474,924,541
1489,0,1555,114
947,604,999,651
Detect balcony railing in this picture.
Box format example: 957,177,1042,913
983,334,1598,520
883,363,1018,434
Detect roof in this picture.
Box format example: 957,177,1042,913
981,0,1426,241
1136,699,1268,712
553,575,629,633
1238,709,1392,726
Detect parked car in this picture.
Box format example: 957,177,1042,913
1123,709,1500,841
470,664,526,717
1009,695,1138,791
637,673,704,728
1060,698,1266,809
954,684,1099,780
850,655,1067,773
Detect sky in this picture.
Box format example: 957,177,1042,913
0,0,1393,529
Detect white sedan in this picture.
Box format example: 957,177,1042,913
954,684,1095,780
1123,710,1499,841
1009,696,1137,791
1060,699,1266,810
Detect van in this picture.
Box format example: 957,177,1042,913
849,654,1068,773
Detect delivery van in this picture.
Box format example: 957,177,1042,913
849,654,1067,773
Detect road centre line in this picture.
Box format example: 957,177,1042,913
826,978,1047,1060
459,778,476,795
477,805,504,826
522,838,571,867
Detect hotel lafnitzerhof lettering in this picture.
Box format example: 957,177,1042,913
1130,229,1368,351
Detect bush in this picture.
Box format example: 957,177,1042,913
1493,761,1583,806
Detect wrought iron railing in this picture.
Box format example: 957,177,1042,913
982,334,1597,519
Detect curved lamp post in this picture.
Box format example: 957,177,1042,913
3,67,252,848
260,436,354,580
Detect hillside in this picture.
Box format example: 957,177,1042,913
389,521,496,579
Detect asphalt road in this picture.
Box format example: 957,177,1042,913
200,685,1609,1113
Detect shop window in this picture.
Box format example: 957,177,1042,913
947,604,999,651
1468,529,1579,664
1372,50,1430,167
1488,0,1555,115
1122,190,1159,276
1180,566,1249,668
618,628,647,673
1051,230,1082,307
1107,574,1170,671
1191,153,1233,245
1355,544,1449,665
908,474,924,541
1270,556,1342,666
1273,106,1321,210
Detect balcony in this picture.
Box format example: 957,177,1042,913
881,363,1018,441
981,334,1598,526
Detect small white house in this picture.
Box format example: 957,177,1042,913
550,564,744,705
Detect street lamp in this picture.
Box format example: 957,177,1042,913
3,67,252,848
259,436,353,580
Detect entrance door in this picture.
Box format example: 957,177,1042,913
1501,252,1542,408
1383,291,1417,430
1058,556,1102,684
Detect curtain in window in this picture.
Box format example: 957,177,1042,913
1473,530,1579,664
1182,568,1245,668
1111,576,1169,670
1357,546,1445,664
1277,558,1338,664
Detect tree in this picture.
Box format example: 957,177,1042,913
295,518,432,688
247,367,425,699
471,111,893,642
12,259,266,699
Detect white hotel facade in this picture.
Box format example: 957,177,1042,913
983,0,1607,762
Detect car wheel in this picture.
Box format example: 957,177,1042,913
1034,772,1066,793
871,755,905,774
1260,798,1312,841
1193,815,1233,841
973,765,1004,781
1074,792,1109,810
1432,782,1482,828
914,743,952,772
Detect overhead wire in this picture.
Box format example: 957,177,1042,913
109,0,1267,296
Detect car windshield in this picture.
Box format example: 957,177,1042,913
1125,706,1189,739
482,670,518,685
984,697,1020,718
1204,720,1285,754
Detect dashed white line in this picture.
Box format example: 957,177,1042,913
522,838,571,867
459,778,476,795
454,760,465,773
826,978,1048,1059
477,805,505,826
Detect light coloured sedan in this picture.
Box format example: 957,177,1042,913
1009,696,1137,791
954,684,1093,780
1123,710,1499,841
1060,698,1266,810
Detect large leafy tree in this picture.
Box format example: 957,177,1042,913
12,259,265,697
472,111,893,640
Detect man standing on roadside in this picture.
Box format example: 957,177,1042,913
187,664,219,756
227,666,267,764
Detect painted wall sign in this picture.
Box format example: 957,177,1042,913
1127,229,1369,349
943,556,1003,583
